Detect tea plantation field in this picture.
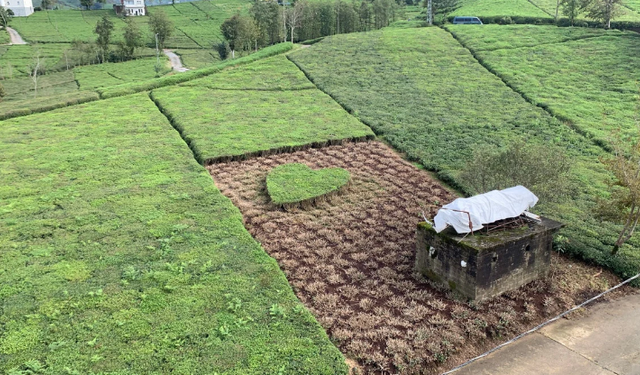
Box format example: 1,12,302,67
289,27,640,280
74,56,171,90
0,94,346,374
452,0,640,23
448,25,640,146
10,0,250,49
151,55,374,163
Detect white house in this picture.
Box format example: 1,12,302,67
0,0,34,17
121,0,145,16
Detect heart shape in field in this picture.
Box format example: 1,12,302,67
267,163,351,206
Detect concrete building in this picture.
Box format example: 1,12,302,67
0,0,34,17
114,0,145,16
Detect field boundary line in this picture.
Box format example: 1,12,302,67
286,54,382,135
444,27,613,153
442,272,640,374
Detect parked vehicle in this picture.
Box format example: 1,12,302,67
452,16,483,24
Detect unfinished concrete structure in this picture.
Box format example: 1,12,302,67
415,217,563,301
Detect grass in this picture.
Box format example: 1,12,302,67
98,42,294,98
445,24,619,51
74,56,172,90
448,25,640,145
289,27,640,282
267,163,351,206
151,54,374,164
10,1,251,48
0,44,70,77
451,0,550,19
180,55,316,90
174,48,219,69
0,93,347,374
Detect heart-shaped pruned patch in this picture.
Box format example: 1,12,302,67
267,163,350,208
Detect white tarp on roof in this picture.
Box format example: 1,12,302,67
433,186,538,234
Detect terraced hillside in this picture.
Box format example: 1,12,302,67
289,26,640,281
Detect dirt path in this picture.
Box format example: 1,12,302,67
6,27,26,45
162,49,188,72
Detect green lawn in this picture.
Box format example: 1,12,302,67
449,25,640,144
74,56,172,91
0,94,347,374
289,27,640,281
151,55,374,163
451,0,550,19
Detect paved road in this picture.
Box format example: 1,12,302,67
163,49,188,72
6,27,26,45
452,292,640,375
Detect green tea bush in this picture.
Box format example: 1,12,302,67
267,163,351,208
0,94,347,374
151,55,373,163
99,42,294,98
289,27,640,282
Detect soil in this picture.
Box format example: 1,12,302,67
208,141,630,375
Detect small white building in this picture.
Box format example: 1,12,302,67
116,0,145,16
0,0,34,17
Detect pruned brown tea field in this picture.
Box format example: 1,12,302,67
208,141,628,374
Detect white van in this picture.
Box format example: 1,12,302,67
452,16,483,24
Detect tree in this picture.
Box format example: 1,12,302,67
220,15,241,58
286,1,305,42
220,14,260,58
80,0,94,10
94,14,113,63
359,1,372,31
0,82,6,102
459,140,573,203
433,0,460,22
596,132,640,254
29,50,43,98
560,0,587,25
120,18,142,61
41,0,56,10
149,10,173,49
0,7,12,27
583,0,623,28
423,0,459,25
250,0,282,46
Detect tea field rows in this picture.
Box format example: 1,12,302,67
0,94,347,374
151,55,374,163
289,27,640,280
448,25,640,146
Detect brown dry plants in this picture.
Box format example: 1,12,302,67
207,141,628,375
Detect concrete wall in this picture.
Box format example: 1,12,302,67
415,219,561,301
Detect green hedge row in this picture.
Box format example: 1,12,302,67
0,91,99,121
98,43,294,99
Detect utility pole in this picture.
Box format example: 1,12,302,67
427,0,433,26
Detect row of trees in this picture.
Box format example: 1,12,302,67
220,0,398,58
557,0,624,28
92,11,173,63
